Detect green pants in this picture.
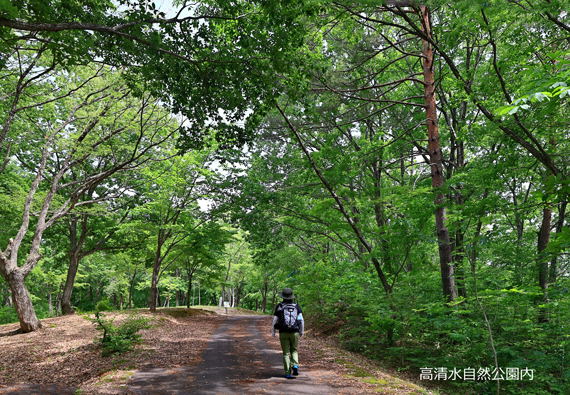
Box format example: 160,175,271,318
279,331,299,375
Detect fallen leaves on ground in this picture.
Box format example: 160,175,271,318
0,308,223,394
1,309,442,395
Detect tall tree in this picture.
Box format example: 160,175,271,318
0,54,176,331
126,150,214,312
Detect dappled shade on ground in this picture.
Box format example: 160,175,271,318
0,309,434,394
128,316,383,394
0,309,220,394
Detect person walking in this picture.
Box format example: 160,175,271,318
272,287,304,378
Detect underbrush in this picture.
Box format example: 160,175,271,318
303,272,570,395
0,306,19,325
0,304,58,326
85,311,152,356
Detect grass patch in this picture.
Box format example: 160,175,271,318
364,378,389,385
95,369,135,387
341,357,432,394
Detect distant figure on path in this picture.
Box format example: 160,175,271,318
272,287,304,378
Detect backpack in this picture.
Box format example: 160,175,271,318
275,302,299,332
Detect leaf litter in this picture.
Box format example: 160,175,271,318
0,308,441,394
0,308,222,394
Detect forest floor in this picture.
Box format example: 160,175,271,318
0,307,443,394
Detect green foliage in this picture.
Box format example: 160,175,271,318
95,300,114,312
0,0,313,150
298,265,570,395
0,306,18,325
87,311,151,357
1,2,570,394
496,51,570,116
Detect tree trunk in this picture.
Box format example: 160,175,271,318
549,200,567,283
46,284,53,315
166,276,172,308
150,239,163,312
469,188,488,270
538,205,552,323
6,288,12,307
55,283,63,317
61,252,80,315
453,228,467,299
8,271,41,332
514,213,525,283
420,5,457,302
261,282,268,313
128,268,137,310
62,214,92,315
223,254,233,304
235,280,243,307
271,290,277,313
186,269,193,308
370,142,394,275
175,270,180,307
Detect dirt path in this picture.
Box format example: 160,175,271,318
0,310,431,394
126,315,372,394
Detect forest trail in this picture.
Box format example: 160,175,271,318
126,315,372,394
0,311,432,394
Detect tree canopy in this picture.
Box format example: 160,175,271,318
1,1,570,394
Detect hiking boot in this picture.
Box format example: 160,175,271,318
292,365,299,376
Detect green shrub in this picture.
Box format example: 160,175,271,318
87,311,151,356
95,299,114,312
0,306,19,325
